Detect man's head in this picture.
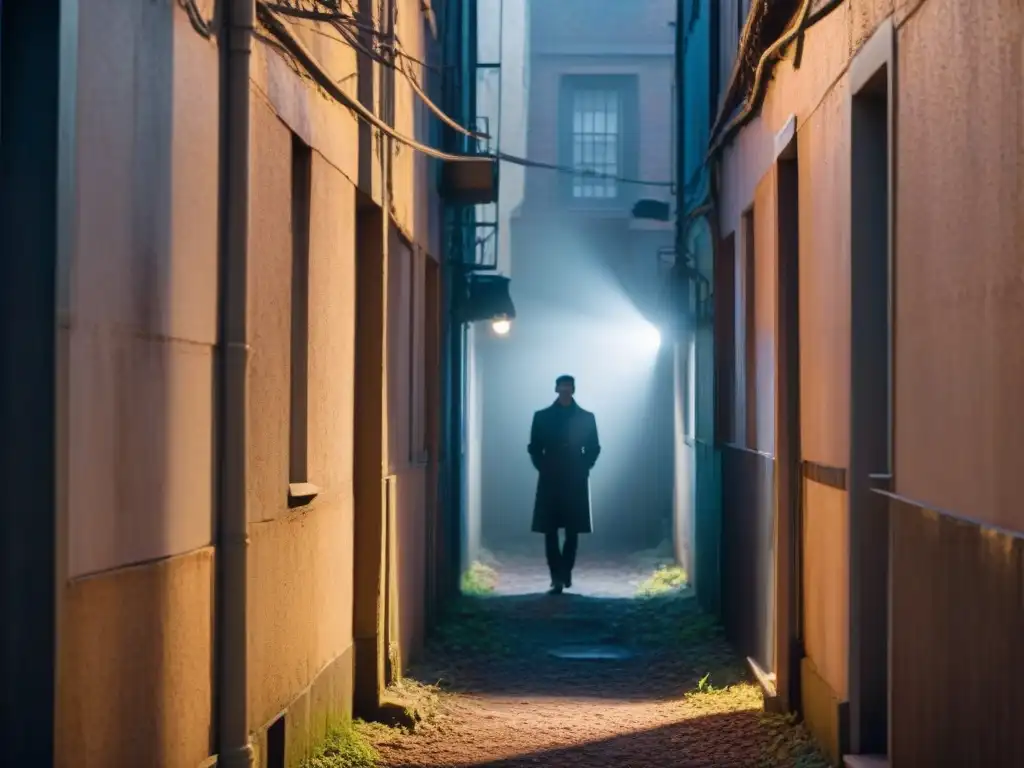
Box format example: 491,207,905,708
555,374,576,402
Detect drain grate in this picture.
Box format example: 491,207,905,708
547,644,633,661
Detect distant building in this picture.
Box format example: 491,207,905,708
476,0,679,556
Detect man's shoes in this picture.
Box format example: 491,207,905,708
563,574,572,589
548,580,564,595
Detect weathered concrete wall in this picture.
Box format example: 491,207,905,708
56,549,214,768
56,0,445,763
387,230,430,667
249,0,444,731
56,3,219,765
894,0,1024,532
752,170,778,454
522,59,675,216
65,0,219,580
716,0,1024,760
246,94,357,736
887,1,1024,758
715,2,855,756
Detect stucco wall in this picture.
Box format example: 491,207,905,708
714,3,1024,757
894,0,1024,531
387,230,430,665
56,548,215,768
716,3,856,710
246,0,442,723
752,170,778,455
247,95,357,729
57,3,220,764
66,0,219,581
522,54,675,215
55,0,458,762
392,0,440,251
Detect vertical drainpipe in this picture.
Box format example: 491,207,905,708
216,0,255,764
441,0,468,597
674,2,685,264
381,0,397,690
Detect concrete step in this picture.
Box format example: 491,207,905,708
843,756,889,768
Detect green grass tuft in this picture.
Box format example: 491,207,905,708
300,723,379,768
460,561,498,596
636,564,688,597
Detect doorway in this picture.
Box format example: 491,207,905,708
352,195,387,714
774,138,802,714
848,50,893,757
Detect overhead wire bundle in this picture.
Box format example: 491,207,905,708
189,0,674,188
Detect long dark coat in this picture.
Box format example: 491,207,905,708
528,400,601,534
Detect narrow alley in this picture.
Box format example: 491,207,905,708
3,0,1024,766
351,557,828,768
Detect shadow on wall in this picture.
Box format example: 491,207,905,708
477,219,674,556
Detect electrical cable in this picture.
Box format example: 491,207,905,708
257,1,483,162
181,0,216,38
265,1,381,35
494,152,673,187
707,0,843,158
709,0,768,141
320,8,477,139
256,1,674,186
397,54,489,140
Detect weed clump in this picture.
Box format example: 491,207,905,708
301,724,379,768
460,561,498,596
637,564,688,597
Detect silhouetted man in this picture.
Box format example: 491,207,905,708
528,374,601,594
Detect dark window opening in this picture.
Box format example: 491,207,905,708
742,207,757,449
716,233,737,444
289,134,312,488
559,75,638,204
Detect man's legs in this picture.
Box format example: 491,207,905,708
544,530,563,587
562,530,579,588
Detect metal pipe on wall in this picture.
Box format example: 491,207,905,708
215,0,255,763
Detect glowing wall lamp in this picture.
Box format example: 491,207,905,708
460,273,517,336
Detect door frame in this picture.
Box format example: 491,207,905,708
847,18,896,757
772,119,802,714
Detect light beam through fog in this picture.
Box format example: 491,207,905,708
476,223,676,557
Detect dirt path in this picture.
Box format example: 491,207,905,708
369,560,827,768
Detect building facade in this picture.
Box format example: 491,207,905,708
477,0,678,556
2,0,481,765
678,0,1024,765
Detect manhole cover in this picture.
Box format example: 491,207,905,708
547,644,633,661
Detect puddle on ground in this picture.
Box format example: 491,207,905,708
547,644,634,661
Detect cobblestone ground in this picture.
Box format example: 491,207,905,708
369,556,829,768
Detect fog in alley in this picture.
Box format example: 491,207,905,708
5,0,1024,766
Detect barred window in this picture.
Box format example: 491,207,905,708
570,88,622,199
